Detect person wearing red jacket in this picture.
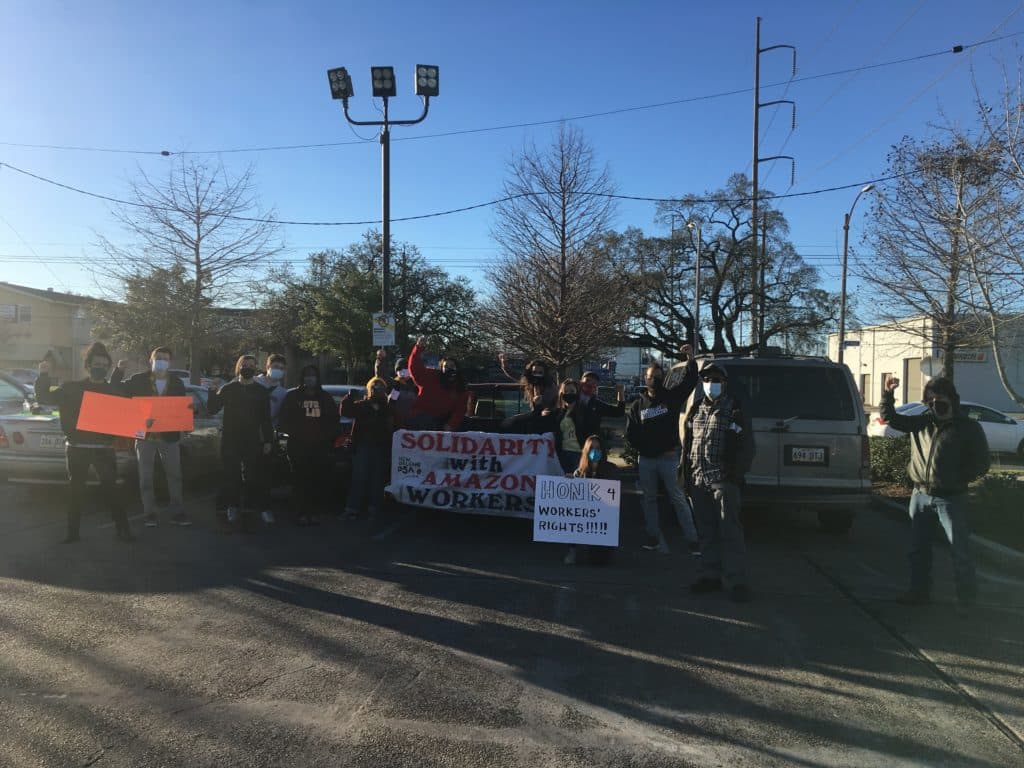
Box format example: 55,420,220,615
404,336,469,431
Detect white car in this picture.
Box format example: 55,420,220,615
868,400,1024,456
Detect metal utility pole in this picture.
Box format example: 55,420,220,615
838,183,876,367
751,17,796,349
758,214,768,346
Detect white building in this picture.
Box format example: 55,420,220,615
827,318,1024,413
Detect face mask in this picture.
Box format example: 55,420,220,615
931,400,952,420
587,448,604,462
581,382,597,396
90,365,110,381
371,387,387,399
529,371,546,384
704,381,723,399
303,376,318,388
562,393,578,405
397,368,411,380
647,377,663,391
268,368,285,381
240,367,256,379
152,359,170,373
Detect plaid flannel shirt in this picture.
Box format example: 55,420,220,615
689,396,731,487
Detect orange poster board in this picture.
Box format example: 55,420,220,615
76,391,147,438
138,396,194,433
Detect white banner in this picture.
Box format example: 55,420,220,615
386,430,563,518
533,475,621,547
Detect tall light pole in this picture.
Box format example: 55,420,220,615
327,65,439,313
687,221,702,350
838,183,875,367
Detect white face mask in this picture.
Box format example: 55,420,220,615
704,381,723,399
268,367,285,381
152,359,170,373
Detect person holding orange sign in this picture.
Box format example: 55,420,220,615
35,341,134,543
120,346,191,528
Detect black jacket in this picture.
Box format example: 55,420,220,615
341,393,395,449
577,395,624,441
120,372,188,443
681,391,755,486
279,386,339,454
503,402,561,436
625,361,697,458
880,391,989,494
207,380,273,450
34,372,126,446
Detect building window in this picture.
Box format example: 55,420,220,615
0,304,15,322
860,374,872,405
16,305,31,323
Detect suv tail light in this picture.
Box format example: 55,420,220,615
12,431,24,445
861,434,871,471
0,426,8,449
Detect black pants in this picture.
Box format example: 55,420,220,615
66,445,127,536
221,444,269,510
288,449,330,517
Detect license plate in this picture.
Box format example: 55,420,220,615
38,434,65,450
788,446,827,465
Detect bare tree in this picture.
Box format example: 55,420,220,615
974,68,1024,403
483,124,627,374
853,135,1014,382
96,157,281,379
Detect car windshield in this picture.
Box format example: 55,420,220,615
726,364,856,421
0,378,27,414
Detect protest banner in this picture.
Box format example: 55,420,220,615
386,430,563,518
533,474,621,546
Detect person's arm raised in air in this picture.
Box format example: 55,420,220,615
879,375,931,433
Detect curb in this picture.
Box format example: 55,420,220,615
872,495,1024,572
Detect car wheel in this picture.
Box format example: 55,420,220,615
817,509,855,535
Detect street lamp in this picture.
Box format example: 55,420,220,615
686,221,702,351
838,183,875,367
326,64,439,313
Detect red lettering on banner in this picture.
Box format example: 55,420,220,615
484,475,499,490
417,434,435,451
498,439,522,456
478,438,497,455
423,471,437,485
401,432,416,449
463,474,482,489
440,473,461,487
523,475,535,491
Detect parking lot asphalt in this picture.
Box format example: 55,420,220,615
0,481,1022,767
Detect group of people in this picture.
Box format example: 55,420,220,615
35,336,985,609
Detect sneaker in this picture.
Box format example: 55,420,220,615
896,589,930,605
172,513,192,527
730,584,752,603
261,509,276,525
226,507,240,525
144,514,158,528
690,577,723,594
641,536,660,551
687,541,701,556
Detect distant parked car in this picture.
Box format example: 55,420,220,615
869,400,1024,456
4,368,37,395
0,373,31,415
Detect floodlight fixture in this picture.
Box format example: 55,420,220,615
327,67,353,100
414,64,439,97
371,66,396,97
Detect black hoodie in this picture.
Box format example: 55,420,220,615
34,372,126,446
625,360,697,458
279,371,339,454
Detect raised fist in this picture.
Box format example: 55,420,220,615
885,375,900,392
415,335,427,349
679,343,693,359
375,349,387,362
116,359,129,370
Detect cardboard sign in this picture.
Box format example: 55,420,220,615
140,396,194,432
76,392,193,438
386,430,564,518
533,475,621,547
77,391,145,438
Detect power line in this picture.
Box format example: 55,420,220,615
0,159,915,226
0,30,1019,158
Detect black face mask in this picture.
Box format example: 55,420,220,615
931,400,952,419
303,376,318,388
89,366,110,381
240,368,256,379
562,393,578,405
529,372,546,384
647,377,664,391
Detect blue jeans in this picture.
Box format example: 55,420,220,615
345,442,389,515
908,489,976,602
637,450,698,543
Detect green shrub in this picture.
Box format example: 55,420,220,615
619,436,638,467
870,435,911,486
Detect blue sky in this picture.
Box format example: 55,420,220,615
1,0,1022,306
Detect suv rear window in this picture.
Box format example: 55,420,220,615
727,364,856,421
